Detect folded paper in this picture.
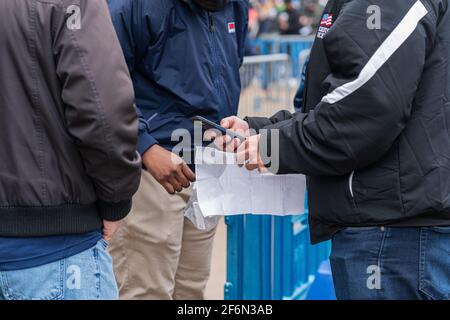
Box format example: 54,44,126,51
194,147,307,217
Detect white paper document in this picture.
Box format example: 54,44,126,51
194,147,307,217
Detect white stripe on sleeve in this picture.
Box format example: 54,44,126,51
321,0,428,105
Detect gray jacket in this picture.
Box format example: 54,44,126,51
0,0,141,237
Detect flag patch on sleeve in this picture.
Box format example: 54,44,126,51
317,13,333,39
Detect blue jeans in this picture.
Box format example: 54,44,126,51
0,239,118,300
330,226,450,300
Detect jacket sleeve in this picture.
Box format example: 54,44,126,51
249,0,436,176
108,0,159,155
53,0,142,221
237,0,250,66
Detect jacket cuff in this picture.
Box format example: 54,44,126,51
244,116,273,133
138,131,158,156
96,199,132,221
258,128,277,174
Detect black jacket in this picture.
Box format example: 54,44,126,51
0,0,141,237
247,0,450,243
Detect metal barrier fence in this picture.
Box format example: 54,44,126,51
253,35,314,78
225,213,332,300
238,54,296,118
225,40,332,300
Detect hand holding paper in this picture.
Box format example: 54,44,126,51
236,134,267,173
193,147,306,217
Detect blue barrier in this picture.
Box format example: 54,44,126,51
225,210,332,300
305,260,337,300
252,36,314,77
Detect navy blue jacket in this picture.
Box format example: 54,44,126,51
108,0,248,158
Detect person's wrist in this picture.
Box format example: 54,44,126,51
143,143,155,157
142,144,160,167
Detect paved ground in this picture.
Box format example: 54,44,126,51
205,219,227,300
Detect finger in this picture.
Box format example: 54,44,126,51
168,177,182,193
162,181,176,194
204,129,220,142
225,136,240,153
236,144,249,166
221,135,233,150
102,227,113,241
236,145,244,165
181,164,196,182
102,220,122,242
236,154,245,167
211,135,228,150
221,117,233,129
236,137,249,154
245,162,258,171
232,137,244,152
175,168,191,188
258,163,269,173
103,230,116,241
212,135,225,149
247,136,262,165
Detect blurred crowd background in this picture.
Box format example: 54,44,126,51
248,0,328,39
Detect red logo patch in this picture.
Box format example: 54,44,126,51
228,22,236,33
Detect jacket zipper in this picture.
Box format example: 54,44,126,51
207,11,225,111
348,171,355,198
208,11,216,32
301,61,310,113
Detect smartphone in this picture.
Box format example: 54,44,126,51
191,115,245,142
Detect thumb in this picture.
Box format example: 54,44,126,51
221,118,231,128
204,129,220,141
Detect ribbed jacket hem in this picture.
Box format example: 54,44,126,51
96,199,132,221
0,204,102,237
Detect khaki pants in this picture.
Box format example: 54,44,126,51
109,170,217,300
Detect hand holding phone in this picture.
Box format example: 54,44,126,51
191,115,246,142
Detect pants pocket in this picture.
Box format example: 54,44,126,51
419,226,450,300
330,227,386,300
0,260,65,300
62,241,118,300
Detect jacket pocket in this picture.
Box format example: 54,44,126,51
351,164,404,221
348,171,355,198
0,260,65,300
351,141,405,222
308,174,360,225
